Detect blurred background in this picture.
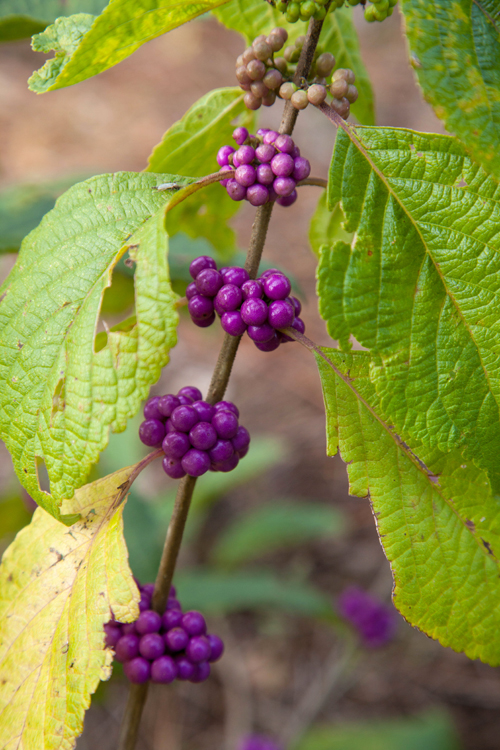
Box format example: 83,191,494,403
1,6,500,750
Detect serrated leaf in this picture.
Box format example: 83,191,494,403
28,0,232,93
315,347,500,665
213,1,374,125
0,1,108,43
0,462,142,750
401,0,500,181
321,124,500,488
0,172,193,518
211,500,344,568
309,192,352,258
149,87,254,256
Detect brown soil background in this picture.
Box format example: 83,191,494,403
1,8,499,750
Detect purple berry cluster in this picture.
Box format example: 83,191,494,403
139,385,250,478
104,582,224,685
218,127,310,208
187,256,305,352
338,587,398,649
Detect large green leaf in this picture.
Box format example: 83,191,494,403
149,87,253,256
0,463,141,750
213,0,374,125
309,192,352,259
0,172,193,519
320,124,500,489
401,0,500,181
28,0,232,93
0,0,107,42
315,348,500,665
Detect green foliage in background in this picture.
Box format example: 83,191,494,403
0,0,107,42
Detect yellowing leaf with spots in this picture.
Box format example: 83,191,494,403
0,460,147,750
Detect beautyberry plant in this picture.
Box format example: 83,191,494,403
0,0,499,749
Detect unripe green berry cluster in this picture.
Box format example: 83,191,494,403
275,0,329,23
345,0,398,21
280,64,357,119
235,28,288,111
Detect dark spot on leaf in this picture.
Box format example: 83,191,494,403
62,643,69,654
481,538,495,556
367,250,372,256
124,258,135,268
23,468,27,473
7,573,13,582
17,341,23,349
465,519,475,531
88,188,92,193
69,661,75,669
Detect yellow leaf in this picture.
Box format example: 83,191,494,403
0,461,147,750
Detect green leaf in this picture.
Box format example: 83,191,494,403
176,568,332,617
309,192,352,258
321,124,500,489
0,177,85,253
28,0,232,93
211,499,345,568
315,347,500,665
0,1,107,43
213,1,374,125
149,87,254,256
0,172,192,518
401,0,500,181
0,463,141,750
297,711,462,750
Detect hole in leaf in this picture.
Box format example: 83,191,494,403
36,457,50,494
94,255,136,353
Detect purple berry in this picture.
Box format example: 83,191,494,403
192,400,215,422
195,268,223,297
104,623,122,648
192,313,216,328
151,655,178,683
188,295,214,321
162,431,190,459
271,153,294,177
247,323,276,343
189,422,218,451
291,317,305,334
290,296,301,316
207,634,225,662
212,410,239,439
189,255,217,280
176,656,196,680
338,586,397,648
227,179,247,201
292,156,311,181
235,164,256,187
139,632,165,660
241,298,268,326
169,585,177,597
232,425,251,453
182,611,207,636
242,280,263,300
219,166,234,187
162,608,183,631
276,190,297,207
263,130,279,144
124,657,151,684
186,282,198,300
236,145,256,164
187,635,212,663
256,163,275,186
260,268,281,278
162,456,187,479
142,583,155,597
214,401,240,417
121,622,137,635
233,127,249,145
237,445,249,458
136,609,162,635
274,134,294,154
177,393,194,405
143,396,162,421
217,145,235,166
178,386,203,401
262,273,291,300
273,176,296,197
213,453,240,472
257,127,269,136
166,597,181,610
115,634,140,662
190,661,211,683
247,184,269,206
181,449,211,477
221,311,248,337
170,405,199,433
215,284,243,312
158,394,180,418
220,267,250,287
255,144,276,162
209,439,234,462
139,419,166,447
255,334,282,352
138,594,151,612
165,626,189,652
268,299,295,328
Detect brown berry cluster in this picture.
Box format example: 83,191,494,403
236,28,288,111
280,62,358,120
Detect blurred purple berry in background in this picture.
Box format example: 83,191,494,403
338,586,398,648
238,735,284,750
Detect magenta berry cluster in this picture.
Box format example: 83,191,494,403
104,582,224,685
187,256,305,352
338,587,398,649
139,385,250,478
217,127,310,208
